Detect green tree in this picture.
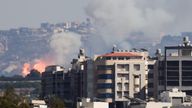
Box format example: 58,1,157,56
0,97,18,108
0,86,30,108
3,86,21,105
18,102,30,108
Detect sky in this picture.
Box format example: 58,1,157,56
0,0,88,29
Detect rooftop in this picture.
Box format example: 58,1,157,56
100,52,142,57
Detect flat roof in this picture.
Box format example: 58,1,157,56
100,52,142,57
165,46,192,50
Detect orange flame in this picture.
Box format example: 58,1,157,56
33,60,46,73
22,55,54,77
22,59,52,77
22,63,30,77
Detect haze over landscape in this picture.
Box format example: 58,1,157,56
0,0,192,76
1,1,192,108
0,0,88,29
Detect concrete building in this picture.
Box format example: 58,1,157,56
30,100,47,108
146,88,192,108
94,48,155,107
70,49,94,106
76,98,109,108
41,65,71,100
147,59,157,99
155,37,192,98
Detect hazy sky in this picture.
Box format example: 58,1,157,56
0,0,88,29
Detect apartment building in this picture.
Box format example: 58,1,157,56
156,37,192,98
94,48,155,107
41,65,71,100
70,49,94,107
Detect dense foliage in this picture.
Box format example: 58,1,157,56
0,87,30,108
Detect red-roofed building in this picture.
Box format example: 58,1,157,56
94,49,156,107
95,51,148,61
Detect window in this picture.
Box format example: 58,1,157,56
118,57,124,60
124,91,129,97
98,93,113,98
182,50,192,56
97,65,113,70
117,92,122,98
117,83,122,91
106,57,111,60
125,57,130,60
117,74,129,80
113,57,117,60
117,74,122,78
148,65,154,69
167,81,179,86
117,64,129,71
97,83,113,89
134,64,140,71
124,74,129,80
124,83,129,91
148,83,153,88
159,80,164,85
98,74,113,79
167,61,179,66
182,61,192,66
182,81,192,86
148,73,153,78
148,92,153,97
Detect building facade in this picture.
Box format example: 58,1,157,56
41,65,71,100
70,49,94,107
76,98,109,108
146,88,192,108
156,37,192,98
94,48,155,106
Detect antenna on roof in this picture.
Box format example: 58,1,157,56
112,44,117,52
183,36,190,46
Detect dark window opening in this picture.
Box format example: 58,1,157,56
167,61,179,66
182,81,192,86
148,65,154,69
167,81,179,86
97,65,113,70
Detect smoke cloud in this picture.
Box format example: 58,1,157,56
50,32,82,67
85,0,192,49
3,64,18,74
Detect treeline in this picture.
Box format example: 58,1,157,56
0,87,66,108
0,75,41,81
0,87,30,108
0,81,41,89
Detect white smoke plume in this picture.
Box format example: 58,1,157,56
50,32,82,67
3,63,18,74
85,0,192,49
